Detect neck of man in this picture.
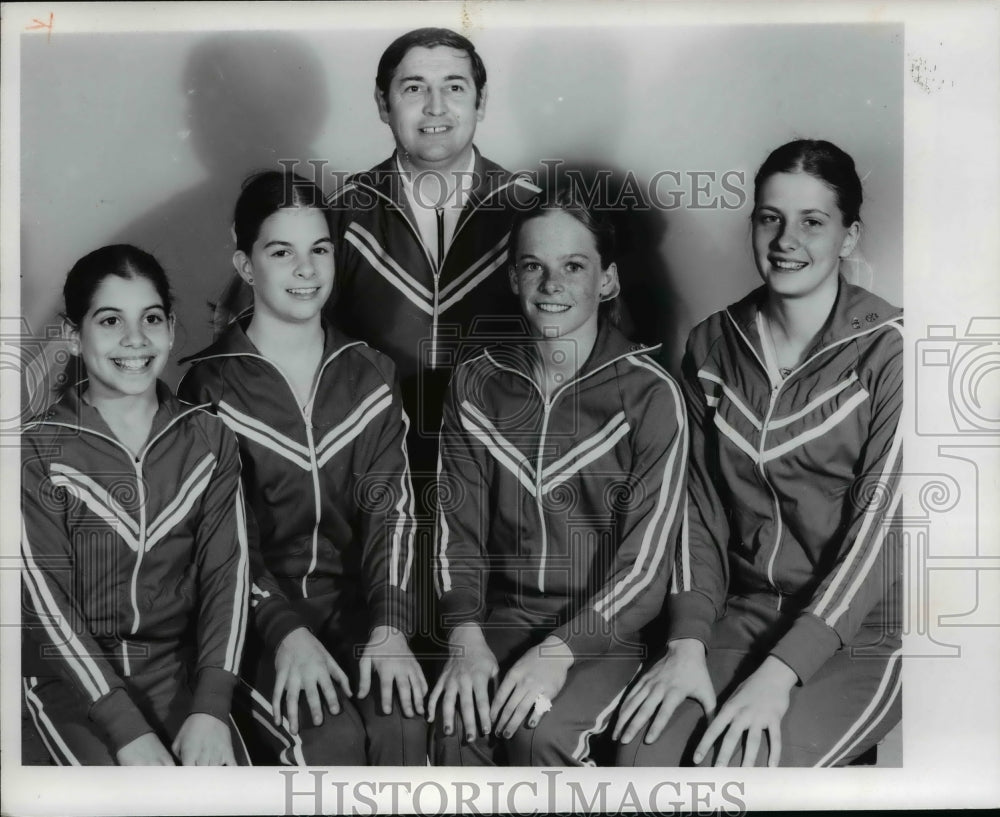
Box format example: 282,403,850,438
398,144,476,198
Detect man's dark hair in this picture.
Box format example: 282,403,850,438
376,27,487,109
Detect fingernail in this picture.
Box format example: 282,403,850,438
693,752,702,763
502,730,511,739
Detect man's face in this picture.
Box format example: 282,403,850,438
377,45,486,173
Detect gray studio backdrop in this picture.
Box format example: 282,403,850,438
19,24,902,389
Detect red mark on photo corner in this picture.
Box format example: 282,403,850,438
26,12,54,42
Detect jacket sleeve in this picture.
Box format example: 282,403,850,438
769,323,904,683
178,363,307,654
665,332,732,647
434,367,492,635
355,361,418,638
551,366,688,658
188,423,250,722
20,440,154,752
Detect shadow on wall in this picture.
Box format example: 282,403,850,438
109,32,331,388
507,32,682,371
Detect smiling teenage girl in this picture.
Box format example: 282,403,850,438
615,140,903,767
179,172,427,765
21,245,249,765
428,187,686,765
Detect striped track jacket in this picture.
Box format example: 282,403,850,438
669,279,903,683
324,148,541,471
21,381,250,751
178,322,417,651
435,322,687,658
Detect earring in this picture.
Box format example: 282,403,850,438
247,276,254,285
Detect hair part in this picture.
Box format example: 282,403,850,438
375,27,487,110
62,244,173,326
233,170,331,254
753,139,863,226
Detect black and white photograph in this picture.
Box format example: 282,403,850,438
1,1,998,813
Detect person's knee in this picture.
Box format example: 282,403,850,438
506,715,575,766
365,708,429,765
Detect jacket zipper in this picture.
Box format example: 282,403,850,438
727,310,867,611
354,178,520,371
39,408,204,673
233,348,360,598
485,346,656,594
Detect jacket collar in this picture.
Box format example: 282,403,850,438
32,377,194,447
181,318,357,367
348,146,523,214
485,319,660,388
726,276,903,360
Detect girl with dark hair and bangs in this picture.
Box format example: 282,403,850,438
615,139,903,767
179,171,428,765
21,244,250,765
428,186,687,766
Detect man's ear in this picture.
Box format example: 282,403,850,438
476,84,488,122
375,85,390,124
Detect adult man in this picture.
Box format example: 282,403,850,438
328,27,537,453
325,28,539,647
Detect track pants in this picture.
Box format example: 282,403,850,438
431,607,644,767
22,660,250,766
615,590,902,767
236,596,428,766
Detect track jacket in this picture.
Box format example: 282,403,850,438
21,381,249,751
325,148,540,465
178,321,417,653
435,321,687,658
669,279,903,683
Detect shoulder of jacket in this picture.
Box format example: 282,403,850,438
337,340,398,383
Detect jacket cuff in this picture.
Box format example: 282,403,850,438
552,608,614,659
769,612,842,684
190,666,238,722
89,687,154,752
369,588,415,639
666,591,717,647
438,588,485,636
256,598,309,654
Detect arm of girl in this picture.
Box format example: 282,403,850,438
427,369,498,741
353,357,425,717
20,440,160,758
614,333,732,744
178,422,249,765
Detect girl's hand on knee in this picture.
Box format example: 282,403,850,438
171,713,237,766
115,732,176,766
427,623,498,743
490,636,573,740
357,625,428,718
613,638,715,745
694,656,797,768
273,627,353,735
